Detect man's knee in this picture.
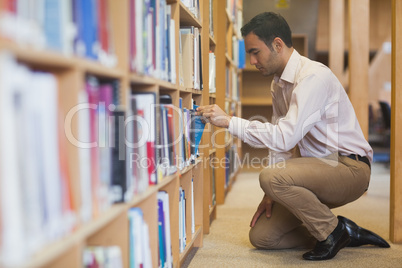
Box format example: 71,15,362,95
249,226,279,249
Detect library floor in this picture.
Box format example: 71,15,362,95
183,162,402,268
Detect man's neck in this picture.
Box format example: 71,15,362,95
277,47,294,77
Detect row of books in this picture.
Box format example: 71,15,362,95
79,76,131,222
0,0,117,66
130,0,176,83
130,182,195,266
83,246,123,268
179,26,202,90
179,178,196,253
80,84,205,214
79,87,205,219
0,53,76,267
226,0,243,38
128,92,177,188
129,208,152,268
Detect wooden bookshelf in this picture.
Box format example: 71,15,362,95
0,0,236,267
213,0,243,205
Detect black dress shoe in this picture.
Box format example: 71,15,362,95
337,215,390,248
303,220,350,261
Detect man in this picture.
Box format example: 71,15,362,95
196,12,389,260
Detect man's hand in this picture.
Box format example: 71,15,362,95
196,104,232,128
250,195,274,227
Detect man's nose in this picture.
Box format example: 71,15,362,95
250,55,257,66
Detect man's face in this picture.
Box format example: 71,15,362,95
244,32,281,77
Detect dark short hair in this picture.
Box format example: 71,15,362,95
241,12,293,49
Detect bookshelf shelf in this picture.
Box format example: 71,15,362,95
0,42,75,69
179,158,203,176
179,2,202,28
179,86,203,95
241,97,273,106
130,73,177,90
179,225,202,265
28,203,127,268
209,34,216,47
78,60,124,78
209,204,216,217
243,67,259,72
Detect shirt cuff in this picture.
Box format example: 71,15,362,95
228,116,250,141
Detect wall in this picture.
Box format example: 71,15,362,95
243,0,320,59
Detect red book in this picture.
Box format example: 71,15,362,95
4,0,16,13
97,0,109,54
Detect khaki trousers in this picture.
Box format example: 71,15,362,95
250,153,371,249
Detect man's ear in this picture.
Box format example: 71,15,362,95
272,37,283,53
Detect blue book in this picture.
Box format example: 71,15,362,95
44,0,62,51
80,0,98,59
157,199,166,268
191,105,206,157
238,39,246,69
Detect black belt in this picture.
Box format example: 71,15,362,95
346,154,371,169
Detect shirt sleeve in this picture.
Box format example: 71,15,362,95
228,73,329,152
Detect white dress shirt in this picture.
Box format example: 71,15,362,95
229,49,373,163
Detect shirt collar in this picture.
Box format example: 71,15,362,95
273,49,300,86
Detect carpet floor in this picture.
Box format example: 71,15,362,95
183,163,402,268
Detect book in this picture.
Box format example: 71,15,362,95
209,52,216,93
238,39,246,69
85,76,101,217
77,90,93,223
180,32,194,89
110,109,127,203
131,92,157,185
126,94,149,196
191,104,206,159
157,191,172,268
157,198,166,267
191,177,195,234
159,94,177,176
180,26,201,90
98,83,113,209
